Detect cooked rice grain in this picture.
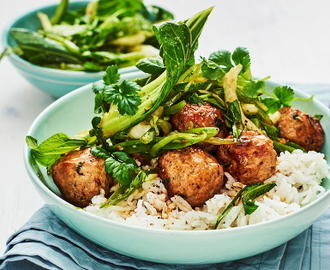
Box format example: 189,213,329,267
85,150,329,230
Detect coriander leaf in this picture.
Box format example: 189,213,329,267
208,50,233,71
103,65,120,85
98,7,213,138
92,80,106,95
93,88,107,114
201,59,226,81
104,79,142,116
232,47,250,73
262,97,281,114
273,86,294,106
242,80,266,98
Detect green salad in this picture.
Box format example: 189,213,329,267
26,7,323,224
3,0,174,71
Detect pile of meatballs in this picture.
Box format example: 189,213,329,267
51,102,325,208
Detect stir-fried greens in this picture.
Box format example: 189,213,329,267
26,7,323,226
4,0,174,71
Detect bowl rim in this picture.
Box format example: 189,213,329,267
23,76,330,236
1,0,137,77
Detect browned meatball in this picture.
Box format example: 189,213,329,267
275,106,325,151
51,147,112,207
216,130,277,185
170,102,228,138
158,147,224,207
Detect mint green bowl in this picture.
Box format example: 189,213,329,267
2,1,138,98
24,73,330,264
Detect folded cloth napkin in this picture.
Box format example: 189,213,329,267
0,205,330,270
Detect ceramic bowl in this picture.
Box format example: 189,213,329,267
24,72,330,264
2,1,139,98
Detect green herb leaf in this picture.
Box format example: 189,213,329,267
208,50,233,71
201,58,226,81
273,86,295,106
91,147,140,186
101,170,148,208
103,65,121,85
262,97,281,114
26,134,87,167
242,80,266,99
313,114,323,121
232,47,251,73
103,79,142,116
136,57,165,74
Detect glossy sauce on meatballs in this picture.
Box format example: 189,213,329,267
170,102,228,138
275,106,325,151
216,130,277,185
51,147,112,207
158,146,224,207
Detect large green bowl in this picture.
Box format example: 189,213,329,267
24,72,330,264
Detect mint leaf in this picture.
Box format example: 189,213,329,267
91,147,139,186
26,134,87,167
105,152,139,186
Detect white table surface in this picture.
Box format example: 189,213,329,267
1,0,330,256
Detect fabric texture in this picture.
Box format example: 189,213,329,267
0,205,329,270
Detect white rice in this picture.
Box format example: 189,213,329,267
85,149,330,230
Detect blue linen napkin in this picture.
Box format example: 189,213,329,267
0,205,330,270
1,83,329,270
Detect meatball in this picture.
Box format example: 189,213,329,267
158,147,224,207
216,130,277,185
275,106,325,151
170,102,228,138
51,147,112,207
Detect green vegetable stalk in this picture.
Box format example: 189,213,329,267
94,7,214,139
213,182,276,229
